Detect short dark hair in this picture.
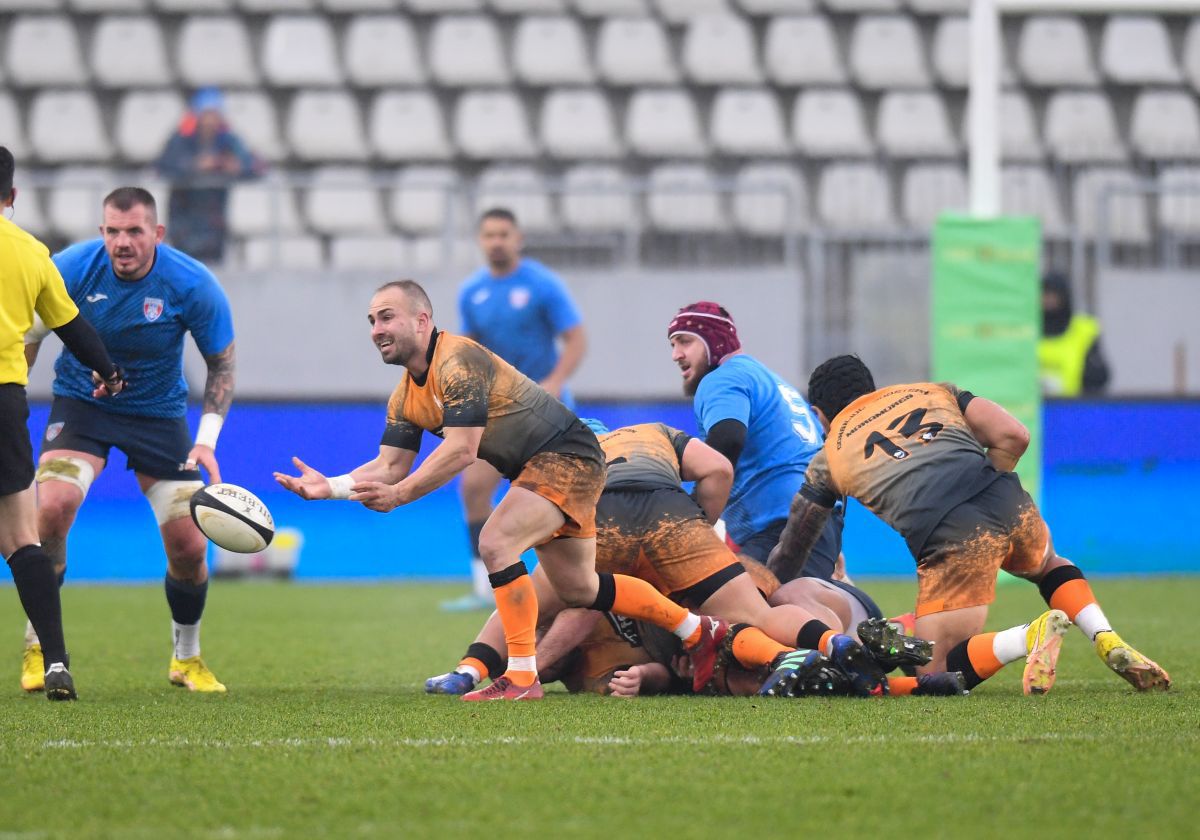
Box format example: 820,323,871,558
807,355,876,422
103,187,158,221
376,279,433,316
478,207,518,228
0,146,14,200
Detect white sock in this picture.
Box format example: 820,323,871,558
173,621,201,660
470,558,492,600
993,623,1030,664
507,655,536,674
1073,603,1112,641
673,613,701,642
25,620,39,647
456,664,481,682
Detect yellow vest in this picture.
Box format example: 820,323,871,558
1038,314,1099,397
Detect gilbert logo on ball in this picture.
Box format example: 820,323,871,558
190,483,275,553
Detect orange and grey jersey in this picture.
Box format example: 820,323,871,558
801,382,1001,556
382,329,600,479
597,423,691,492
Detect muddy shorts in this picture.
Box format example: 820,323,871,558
512,450,606,541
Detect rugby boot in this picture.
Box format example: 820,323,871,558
913,671,970,697
857,617,934,673
43,662,77,701
439,593,494,613
169,656,227,693
828,634,889,696
21,644,44,692
1022,609,1071,696
425,671,477,695
1093,631,1170,692
461,675,544,702
786,659,853,697
687,616,730,692
758,649,822,697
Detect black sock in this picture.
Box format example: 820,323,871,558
164,575,208,625
796,619,833,651
8,545,68,668
588,572,616,612
463,642,504,681
945,639,985,690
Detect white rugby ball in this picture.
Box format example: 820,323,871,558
190,483,275,553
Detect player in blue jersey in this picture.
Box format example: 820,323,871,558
667,301,844,582
21,187,236,693
445,207,587,611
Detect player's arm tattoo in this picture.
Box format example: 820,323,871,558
767,490,833,582
202,341,236,417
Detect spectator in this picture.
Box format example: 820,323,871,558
156,87,261,265
1038,273,1110,396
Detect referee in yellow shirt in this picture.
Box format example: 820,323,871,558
1,146,125,700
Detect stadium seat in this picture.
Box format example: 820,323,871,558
817,163,896,232
646,164,726,233
369,92,452,161
991,91,1044,161
731,163,808,236
571,0,647,15
228,177,304,235
764,15,846,85
793,89,874,158
1100,16,1179,84
241,235,324,270
1185,19,1200,93
849,15,930,89
408,0,480,9
47,167,114,239
329,235,409,270
931,16,966,88
901,164,966,229
653,0,729,23
1001,166,1067,239
0,0,63,10
409,235,476,272
596,17,678,85
304,166,387,235
907,0,966,10
1158,166,1200,236
115,91,185,163
540,89,622,159
877,91,957,159
4,15,87,86
1017,16,1098,86
28,91,112,163
177,16,259,87
317,0,397,10
154,0,235,11
626,89,706,157
70,0,148,11
682,14,761,85
1131,90,1200,160
561,164,636,232
824,0,899,10
238,0,316,12
344,15,424,87
287,91,369,161
454,91,538,159
1044,91,1127,163
474,166,558,233
737,0,815,12
262,15,342,86
429,15,510,87
710,89,789,156
389,166,463,234
224,91,286,162
8,181,49,238
91,16,172,87
1072,167,1151,243
0,93,28,158
490,0,567,15
513,15,593,85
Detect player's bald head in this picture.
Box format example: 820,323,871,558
374,279,433,317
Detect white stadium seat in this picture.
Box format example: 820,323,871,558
318,0,397,10
454,91,538,159
69,0,147,11
304,166,387,235
429,15,510,87
242,235,324,270
1158,167,1200,236
849,15,929,89
475,166,558,233
710,89,789,156
513,15,593,85
571,0,647,15
408,0,480,9
154,0,234,11
540,89,622,159
646,164,725,233
262,15,342,86
115,91,185,163
738,0,815,12
877,91,957,158
5,15,87,86
1100,16,1179,85
0,0,63,9
287,91,368,161
48,167,115,239
369,92,452,161
1131,90,1200,160
238,0,315,11
8,182,50,238
224,91,286,162
731,163,808,236
824,0,899,10
0,93,28,158
561,164,636,232
653,0,729,24
994,91,1044,161
682,14,761,85
1017,16,1098,87
1045,91,1126,163
901,164,966,229
390,166,463,234
1001,166,1067,239
229,177,303,235
793,89,874,158
931,16,967,88
91,16,172,87
177,16,259,87
817,163,896,232
1185,19,1200,93
764,15,845,86
410,236,477,272
490,1,568,16
596,17,678,85
907,0,966,10
329,235,409,270
626,89,706,157
344,15,425,87
29,91,112,163
1072,167,1150,243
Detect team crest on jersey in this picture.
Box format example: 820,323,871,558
508,287,531,310
45,422,64,442
471,288,490,305
143,297,164,322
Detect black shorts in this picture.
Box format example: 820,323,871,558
40,396,202,481
737,504,846,583
0,384,35,496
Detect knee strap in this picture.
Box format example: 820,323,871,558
35,457,96,499
144,480,205,526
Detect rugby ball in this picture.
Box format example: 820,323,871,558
190,483,275,553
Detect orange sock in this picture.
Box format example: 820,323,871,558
819,630,837,656
966,632,1004,680
459,657,490,682
888,676,919,696
610,574,691,636
492,570,538,687
1049,578,1096,621
730,626,792,669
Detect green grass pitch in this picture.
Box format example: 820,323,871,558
1,576,1195,839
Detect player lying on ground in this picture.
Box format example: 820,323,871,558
770,355,1170,695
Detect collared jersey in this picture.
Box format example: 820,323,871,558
597,423,691,492
802,382,1001,556
0,216,78,386
50,239,234,418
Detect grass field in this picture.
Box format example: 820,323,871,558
1,576,1195,839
